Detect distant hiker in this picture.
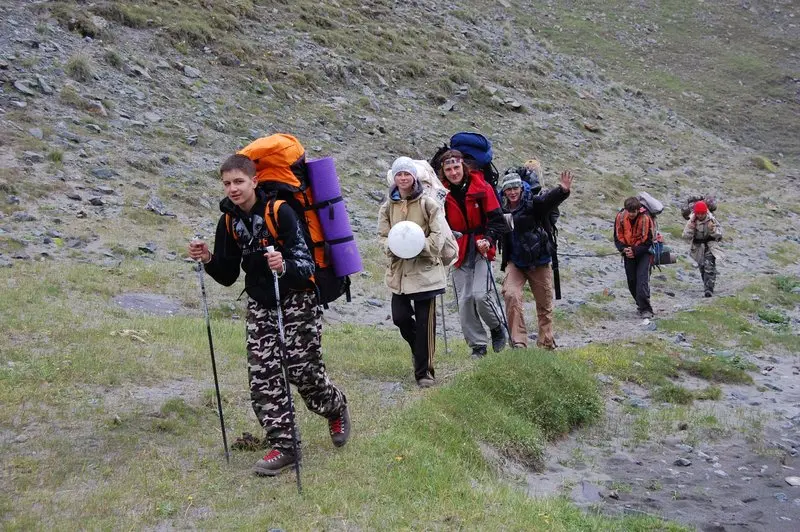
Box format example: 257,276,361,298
682,200,723,297
187,154,350,477
499,169,573,349
438,149,508,358
614,197,655,318
378,157,448,388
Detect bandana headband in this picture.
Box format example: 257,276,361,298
442,157,463,166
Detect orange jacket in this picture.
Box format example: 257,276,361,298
614,209,654,258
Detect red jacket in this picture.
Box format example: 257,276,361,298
442,170,504,268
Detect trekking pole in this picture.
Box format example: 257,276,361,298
192,240,230,464
266,246,302,494
485,257,512,345
439,293,448,353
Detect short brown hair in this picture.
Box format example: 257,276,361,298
220,154,256,177
624,197,641,212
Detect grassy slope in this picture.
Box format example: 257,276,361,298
2,0,800,529
526,0,800,163
2,261,797,529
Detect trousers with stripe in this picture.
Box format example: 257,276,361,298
391,294,436,382
246,290,347,451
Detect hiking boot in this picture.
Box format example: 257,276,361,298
417,378,435,388
328,405,351,448
253,448,297,477
704,290,713,298
638,309,654,319
490,326,507,353
512,342,527,349
470,345,487,360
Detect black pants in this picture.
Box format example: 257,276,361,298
391,294,436,382
624,254,653,313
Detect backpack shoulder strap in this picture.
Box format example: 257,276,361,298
264,199,286,245
225,213,238,242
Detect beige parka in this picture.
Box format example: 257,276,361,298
377,182,448,295
682,212,723,264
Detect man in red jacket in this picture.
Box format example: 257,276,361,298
438,150,508,358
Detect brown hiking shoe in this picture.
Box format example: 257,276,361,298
253,448,297,477
328,406,350,448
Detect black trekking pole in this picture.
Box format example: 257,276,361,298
193,245,230,464
266,246,302,494
485,257,511,346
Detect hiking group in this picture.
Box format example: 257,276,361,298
188,131,720,479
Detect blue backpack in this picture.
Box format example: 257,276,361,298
449,132,500,190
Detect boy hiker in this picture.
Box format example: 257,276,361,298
499,169,573,349
438,149,508,359
378,157,448,388
187,154,350,477
682,200,722,297
614,197,655,318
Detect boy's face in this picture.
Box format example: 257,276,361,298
221,169,257,207
504,186,522,204
695,212,707,221
626,208,639,221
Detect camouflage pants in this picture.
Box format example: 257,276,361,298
699,247,716,293
246,291,346,451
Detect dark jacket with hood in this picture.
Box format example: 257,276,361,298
500,182,570,271
204,188,315,308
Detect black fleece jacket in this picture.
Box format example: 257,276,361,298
204,189,315,308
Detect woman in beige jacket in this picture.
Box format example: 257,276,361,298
378,157,448,388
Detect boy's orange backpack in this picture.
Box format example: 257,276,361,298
238,134,327,267
235,134,350,305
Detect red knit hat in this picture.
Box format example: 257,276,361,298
693,201,708,215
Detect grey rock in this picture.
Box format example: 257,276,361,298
89,197,105,206
91,167,117,179
438,100,456,112
22,151,45,163
368,190,385,202
366,299,383,308
145,197,175,217
36,75,53,95
12,212,36,222
785,476,800,486
139,242,157,254
776,493,789,502
674,458,692,466
184,65,201,78
29,127,43,139
143,112,162,123
13,80,36,96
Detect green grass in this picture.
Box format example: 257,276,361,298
0,261,684,530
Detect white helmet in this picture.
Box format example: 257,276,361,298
387,220,426,259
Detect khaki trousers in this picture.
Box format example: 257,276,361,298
501,263,555,348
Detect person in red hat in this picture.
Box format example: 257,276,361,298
682,200,723,297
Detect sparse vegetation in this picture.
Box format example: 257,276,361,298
65,54,94,82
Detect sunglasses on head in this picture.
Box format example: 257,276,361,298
442,157,463,166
